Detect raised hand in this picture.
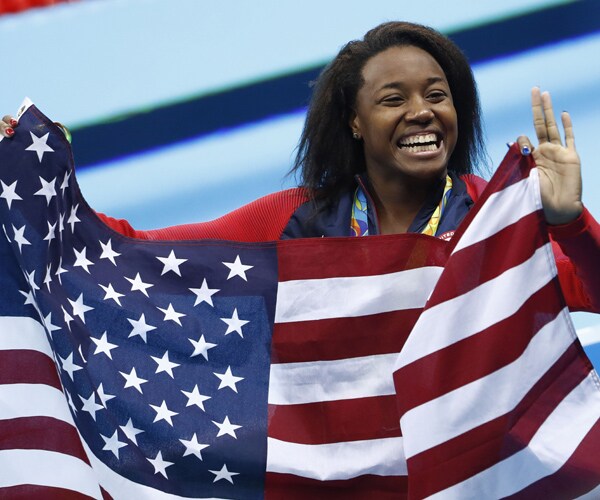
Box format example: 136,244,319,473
517,87,583,225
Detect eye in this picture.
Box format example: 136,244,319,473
381,95,404,105
427,91,447,102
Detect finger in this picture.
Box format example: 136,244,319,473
0,120,15,138
561,111,576,150
516,135,533,155
2,115,18,127
541,91,562,145
531,87,548,144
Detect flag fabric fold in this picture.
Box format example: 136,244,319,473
0,102,599,499
393,140,600,499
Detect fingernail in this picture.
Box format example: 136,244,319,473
9,119,18,128
5,127,14,137
506,142,514,149
521,145,530,155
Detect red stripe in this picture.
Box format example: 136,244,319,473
0,417,89,463
428,211,545,307
272,309,421,363
268,395,400,444
405,342,590,498
506,419,600,499
447,148,530,252
0,485,94,499
265,472,408,499
0,350,61,388
394,281,563,413
278,233,446,281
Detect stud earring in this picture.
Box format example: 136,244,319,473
353,132,361,140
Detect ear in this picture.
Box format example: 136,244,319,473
349,110,361,138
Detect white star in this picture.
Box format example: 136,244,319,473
61,305,74,330
55,257,68,284
212,415,242,439
43,264,53,291
151,351,180,378
125,273,154,297
127,313,156,343
181,385,211,411
42,312,60,335
156,250,187,276
73,246,94,273
26,131,54,162
67,204,80,232
80,392,103,421
24,269,39,293
0,180,22,208
99,238,120,265
58,212,65,233
96,383,116,407
189,334,217,360
43,221,56,245
157,303,185,326
120,418,144,445
59,352,82,381
223,255,253,281
12,224,31,252
91,331,118,359
2,223,10,242
209,464,239,484
214,366,244,393
101,430,127,459
189,279,219,307
34,176,57,205
19,289,36,306
180,433,209,460
60,170,71,195
120,367,147,393
147,451,173,479
99,283,124,306
150,400,178,426
221,308,249,338
68,293,94,323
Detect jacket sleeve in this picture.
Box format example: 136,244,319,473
94,188,308,242
548,207,600,313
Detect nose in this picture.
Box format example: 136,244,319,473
405,98,434,123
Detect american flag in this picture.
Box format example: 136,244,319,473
393,147,600,498
0,101,599,499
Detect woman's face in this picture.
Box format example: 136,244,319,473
351,45,458,185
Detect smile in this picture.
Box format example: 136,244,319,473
397,133,441,153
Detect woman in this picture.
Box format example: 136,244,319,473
1,21,598,308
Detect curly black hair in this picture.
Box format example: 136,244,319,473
291,21,487,204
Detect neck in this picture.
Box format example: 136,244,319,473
366,172,445,235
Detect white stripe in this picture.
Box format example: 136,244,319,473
577,483,600,499
395,243,556,371
269,353,397,405
0,449,102,499
79,438,226,500
0,383,73,424
266,437,407,479
452,169,541,254
577,323,600,347
0,316,53,358
401,309,573,458
428,371,600,499
274,266,443,323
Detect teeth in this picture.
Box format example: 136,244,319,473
402,143,439,153
400,133,437,146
